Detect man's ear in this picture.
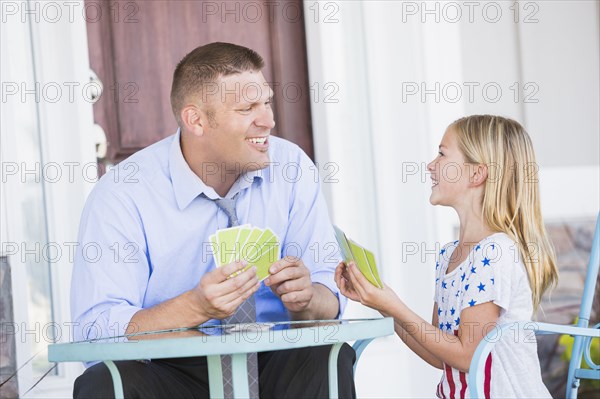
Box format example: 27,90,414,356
180,104,205,137
470,163,488,187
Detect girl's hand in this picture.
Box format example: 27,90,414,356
335,262,361,302
335,261,401,315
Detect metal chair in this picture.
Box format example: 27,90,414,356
469,212,600,398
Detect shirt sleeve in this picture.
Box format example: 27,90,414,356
70,175,150,343
433,254,441,303
433,241,460,302
281,148,346,317
460,238,514,313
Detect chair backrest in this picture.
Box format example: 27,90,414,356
566,212,600,398
575,212,600,328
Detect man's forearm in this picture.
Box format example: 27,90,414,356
125,290,208,338
289,283,340,321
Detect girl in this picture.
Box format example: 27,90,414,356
336,115,558,398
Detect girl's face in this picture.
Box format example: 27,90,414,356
427,126,473,208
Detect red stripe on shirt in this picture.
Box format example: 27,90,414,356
450,330,467,399
445,363,456,399
484,353,493,399
459,371,467,399
439,379,446,399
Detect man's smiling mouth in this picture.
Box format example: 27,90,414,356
246,136,268,145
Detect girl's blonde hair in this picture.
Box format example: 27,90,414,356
451,115,558,311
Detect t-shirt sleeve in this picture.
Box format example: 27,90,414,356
433,241,458,302
433,253,442,303
460,237,515,313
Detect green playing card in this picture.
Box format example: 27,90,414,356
363,247,383,288
348,240,380,288
233,227,252,263
216,224,252,266
334,225,383,288
243,228,275,263
240,227,264,260
212,226,280,282
334,226,353,263
252,240,280,281
243,228,280,280
216,226,240,266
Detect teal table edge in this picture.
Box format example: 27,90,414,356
49,318,394,398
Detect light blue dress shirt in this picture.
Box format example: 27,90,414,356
71,130,345,342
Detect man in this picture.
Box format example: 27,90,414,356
71,42,355,398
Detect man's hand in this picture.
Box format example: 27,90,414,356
192,260,260,320
126,261,260,338
264,256,314,313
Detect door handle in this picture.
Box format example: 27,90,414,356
88,69,103,104
92,123,107,159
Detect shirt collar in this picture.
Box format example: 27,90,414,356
169,129,263,210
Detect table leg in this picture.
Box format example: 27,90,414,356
207,355,224,398
231,353,250,398
104,360,124,399
328,343,343,399
352,339,374,374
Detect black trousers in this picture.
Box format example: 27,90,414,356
73,344,356,398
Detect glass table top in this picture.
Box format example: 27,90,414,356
74,318,386,343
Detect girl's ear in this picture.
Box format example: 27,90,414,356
470,163,488,187
180,105,205,137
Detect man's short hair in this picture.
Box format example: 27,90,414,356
170,42,265,126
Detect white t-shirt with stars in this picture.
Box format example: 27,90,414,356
433,232,550,399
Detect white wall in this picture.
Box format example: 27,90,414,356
1,1,96,395
305,1,599,397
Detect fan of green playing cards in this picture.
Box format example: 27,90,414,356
209,225,280,281
334,225,383,288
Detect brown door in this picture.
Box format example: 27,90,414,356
86,0,314,165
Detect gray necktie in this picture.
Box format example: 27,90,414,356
213,195,259,398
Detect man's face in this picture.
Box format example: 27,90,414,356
201,70,275,172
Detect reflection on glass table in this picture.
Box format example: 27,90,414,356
49,317,394,398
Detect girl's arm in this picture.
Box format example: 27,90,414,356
342,262,500,373
388,294,500,373
336,263,443,369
